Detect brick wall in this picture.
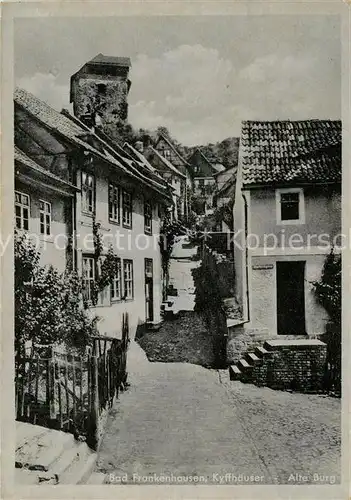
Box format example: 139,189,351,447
252,340,327,392
226,326,272,364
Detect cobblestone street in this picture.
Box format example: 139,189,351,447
94,341,341,485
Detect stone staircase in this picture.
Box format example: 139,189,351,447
15,422,106,485
229,339,327,392
229,344,271,383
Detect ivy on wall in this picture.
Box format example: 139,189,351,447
15,231,99,352
90,219,120,306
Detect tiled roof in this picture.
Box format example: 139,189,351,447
15,87,91,146
157,134,190,167
14,87,171,200
148,146,186,178
123,143,156,173
15,146,78,190
241,120,341,186
89,54,131,67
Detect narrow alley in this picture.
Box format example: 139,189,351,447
94,236,341,486
94,340,340,485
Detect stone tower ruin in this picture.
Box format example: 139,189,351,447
70,53,131,130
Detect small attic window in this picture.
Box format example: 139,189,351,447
97,84,107,95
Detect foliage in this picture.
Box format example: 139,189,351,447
184,137,240,171
312,249,341,395
312,249,341,326
212,201,234,230
15,232,99,351
90,220,121,306
192,247,228,368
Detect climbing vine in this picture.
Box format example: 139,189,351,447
90,219,120,306
312,249,341,327
14,231,98,352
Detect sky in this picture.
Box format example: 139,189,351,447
15,15,340,146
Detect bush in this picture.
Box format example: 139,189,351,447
312,249,341,394
15,232,99,352
313,249,341,327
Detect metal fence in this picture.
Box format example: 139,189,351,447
15,313,130,449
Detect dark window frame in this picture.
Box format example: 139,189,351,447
144,200,153,234
39,199,51,236
109,182,120,224
123,259,134,300
15,190,30,231
81,171,95,215
122,190,132,228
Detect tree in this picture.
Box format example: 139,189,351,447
313,249,341,327
312,249,341,393
15,232,99,352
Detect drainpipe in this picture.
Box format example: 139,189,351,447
72,193,77,271
242,192,250,323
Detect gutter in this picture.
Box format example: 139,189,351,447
16,102,172,202
242,192,250,324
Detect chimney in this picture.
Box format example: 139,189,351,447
142,134,151,149
134,141,144,153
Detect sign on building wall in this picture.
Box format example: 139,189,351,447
252,264,274,270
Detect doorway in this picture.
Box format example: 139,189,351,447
276,261,306,335
145,258,154,322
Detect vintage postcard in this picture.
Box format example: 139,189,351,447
1,1,349,499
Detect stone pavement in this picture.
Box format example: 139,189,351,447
95,341,271,485
168,235,200,312
95,341,341,485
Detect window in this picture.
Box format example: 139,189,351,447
163,149,171,160
109,183,120,223
39,200,51,236
122,190,132,228
145,258,153,278
276,188,305,225
123,260,134,299
81,171,95,214
144,200,152,234
82,256,95,303
110,258,122,301
15,191,30,230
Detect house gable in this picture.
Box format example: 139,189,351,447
241,119,341,188
154,135,189,175
188,149,216,178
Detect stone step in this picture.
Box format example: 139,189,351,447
50,441,91,483
238,358,253,370
255,346,269,357
145,321,163,332
229,365,242,380
15,468,41,485
61,448,97,485
246,352,260,364
15,426,76,472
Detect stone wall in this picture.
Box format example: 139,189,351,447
226,325,273,364
72,75,129,126
252,340,327,392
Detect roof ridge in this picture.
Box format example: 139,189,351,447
149,146,186,178
157,133,189,166
240,118,341,186
14,87,171,199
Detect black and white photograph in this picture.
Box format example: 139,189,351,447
1,2,349,498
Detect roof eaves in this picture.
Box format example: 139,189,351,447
158,133,190,167
15,147,80,191
149,146,186,178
